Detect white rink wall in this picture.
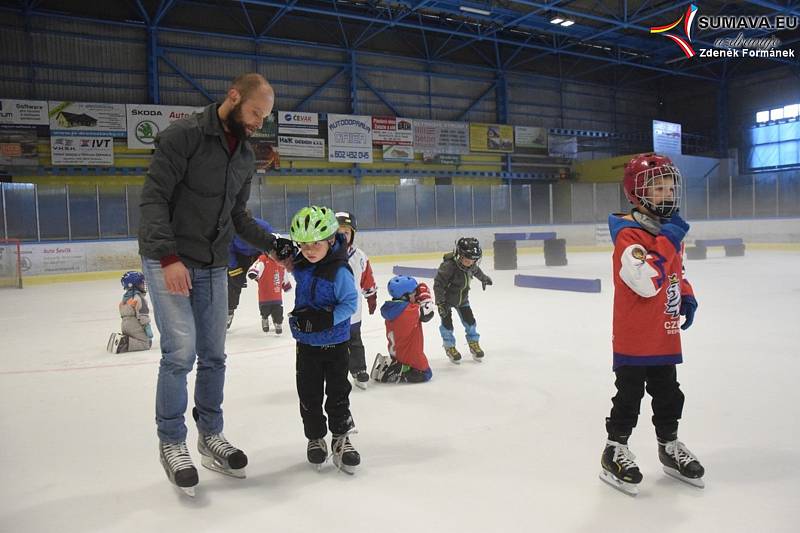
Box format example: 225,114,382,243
14,217,800,277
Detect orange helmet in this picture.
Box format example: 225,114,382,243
623,153,682,218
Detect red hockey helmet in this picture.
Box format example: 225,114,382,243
623,153,682,218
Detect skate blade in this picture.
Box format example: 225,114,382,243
663,466,705,488
599,470,639,496
333,460,356,475
447,357,462,365
354,380,368,390
201,455,246,479
180,486,196,497
471,354,484,362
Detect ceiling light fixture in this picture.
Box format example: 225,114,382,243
550,17,564,24
460,6,492,16
561,20,575,27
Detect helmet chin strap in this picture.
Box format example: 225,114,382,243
631,208,662,236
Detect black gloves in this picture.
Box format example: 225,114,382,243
290,308,334,333
481,277,493,290
274,237,297,260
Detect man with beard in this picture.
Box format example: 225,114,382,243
139,73,289,496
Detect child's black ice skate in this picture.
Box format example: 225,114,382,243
444,345,462,364
658,438,705,488
261,318,270,333
468,341,484,361
226,312,234,330
353,370,370,390
274,323,283,335
331,433,360,475
307,438,328,471
599,440,643,496
159,441,199,497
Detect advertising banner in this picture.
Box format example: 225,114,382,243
413,120,469,155
469,123,514,153
327,114,373,163
0,99,49,126
278,135,325,158
126,104,202,149
51,136,114,166
547,135,578,159
514,126,548,149
278,111,319,136
49,101,127,137
653,120,682,155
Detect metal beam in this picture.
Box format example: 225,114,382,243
295,68,346,111
160,54,214,102
357,73,401,116
457,82,496,121
259,0,298,37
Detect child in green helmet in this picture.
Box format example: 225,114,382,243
287,205,361,474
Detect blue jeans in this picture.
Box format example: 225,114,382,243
143,258,228,443
438,305,480,347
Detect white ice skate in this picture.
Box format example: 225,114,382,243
106,333,127,354
370,353,390,382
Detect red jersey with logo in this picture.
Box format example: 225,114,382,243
382,301,430,372
609,214,695,370
252,254,291,303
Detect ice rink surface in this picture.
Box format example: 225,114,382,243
1,248,799,533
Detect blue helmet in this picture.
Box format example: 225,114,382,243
388,275,418,299
121,271,146,292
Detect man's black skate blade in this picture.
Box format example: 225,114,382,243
599,470,639,496
663,466,705,488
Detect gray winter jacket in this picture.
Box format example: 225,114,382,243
138,103,275,267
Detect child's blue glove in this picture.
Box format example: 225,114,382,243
144,323,154,339
679,295,697,330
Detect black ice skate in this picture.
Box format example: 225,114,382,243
197,432,248,478
226,312,234,330
468,341,484,361
444,345,462,364
159,441,199,497
353,370,370,390
331,433,360,475
659,438,705,488
307,438,328,470
261,318,270,333
275,323,283,335
600,440,643,496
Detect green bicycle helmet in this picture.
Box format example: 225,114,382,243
289,205,339,243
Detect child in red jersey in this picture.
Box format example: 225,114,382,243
600,153,705,496
371,275,435,384
247,253,292,335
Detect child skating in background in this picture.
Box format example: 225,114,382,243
372,275,434,384
107,271,154,354
287,206,361,474
248,252,292,334
433,237,492,363
335,211,378,389
600,153,704,496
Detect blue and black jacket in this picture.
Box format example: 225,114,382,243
290,233,358,346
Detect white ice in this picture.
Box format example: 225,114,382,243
1,249,799,533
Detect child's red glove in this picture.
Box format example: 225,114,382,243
415,282,432,302
367,293,377,315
